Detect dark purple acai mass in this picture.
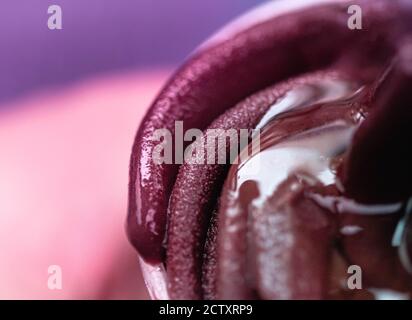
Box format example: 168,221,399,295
127,0,412,299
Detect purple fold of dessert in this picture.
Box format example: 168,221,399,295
127,0,412,299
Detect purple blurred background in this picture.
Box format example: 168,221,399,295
0,0,266,300
0,0,264,105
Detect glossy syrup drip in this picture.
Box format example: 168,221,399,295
219,76,412,299
232,77,364,206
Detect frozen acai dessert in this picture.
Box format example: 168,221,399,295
127,0,412,299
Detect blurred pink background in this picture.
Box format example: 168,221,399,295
0,0,264,299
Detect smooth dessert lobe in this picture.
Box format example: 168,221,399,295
341,51,412,204
127,0,403,264
251,176,335,300
339,210,412,292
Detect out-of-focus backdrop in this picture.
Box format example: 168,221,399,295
0,0,263,104
0,0,264,299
